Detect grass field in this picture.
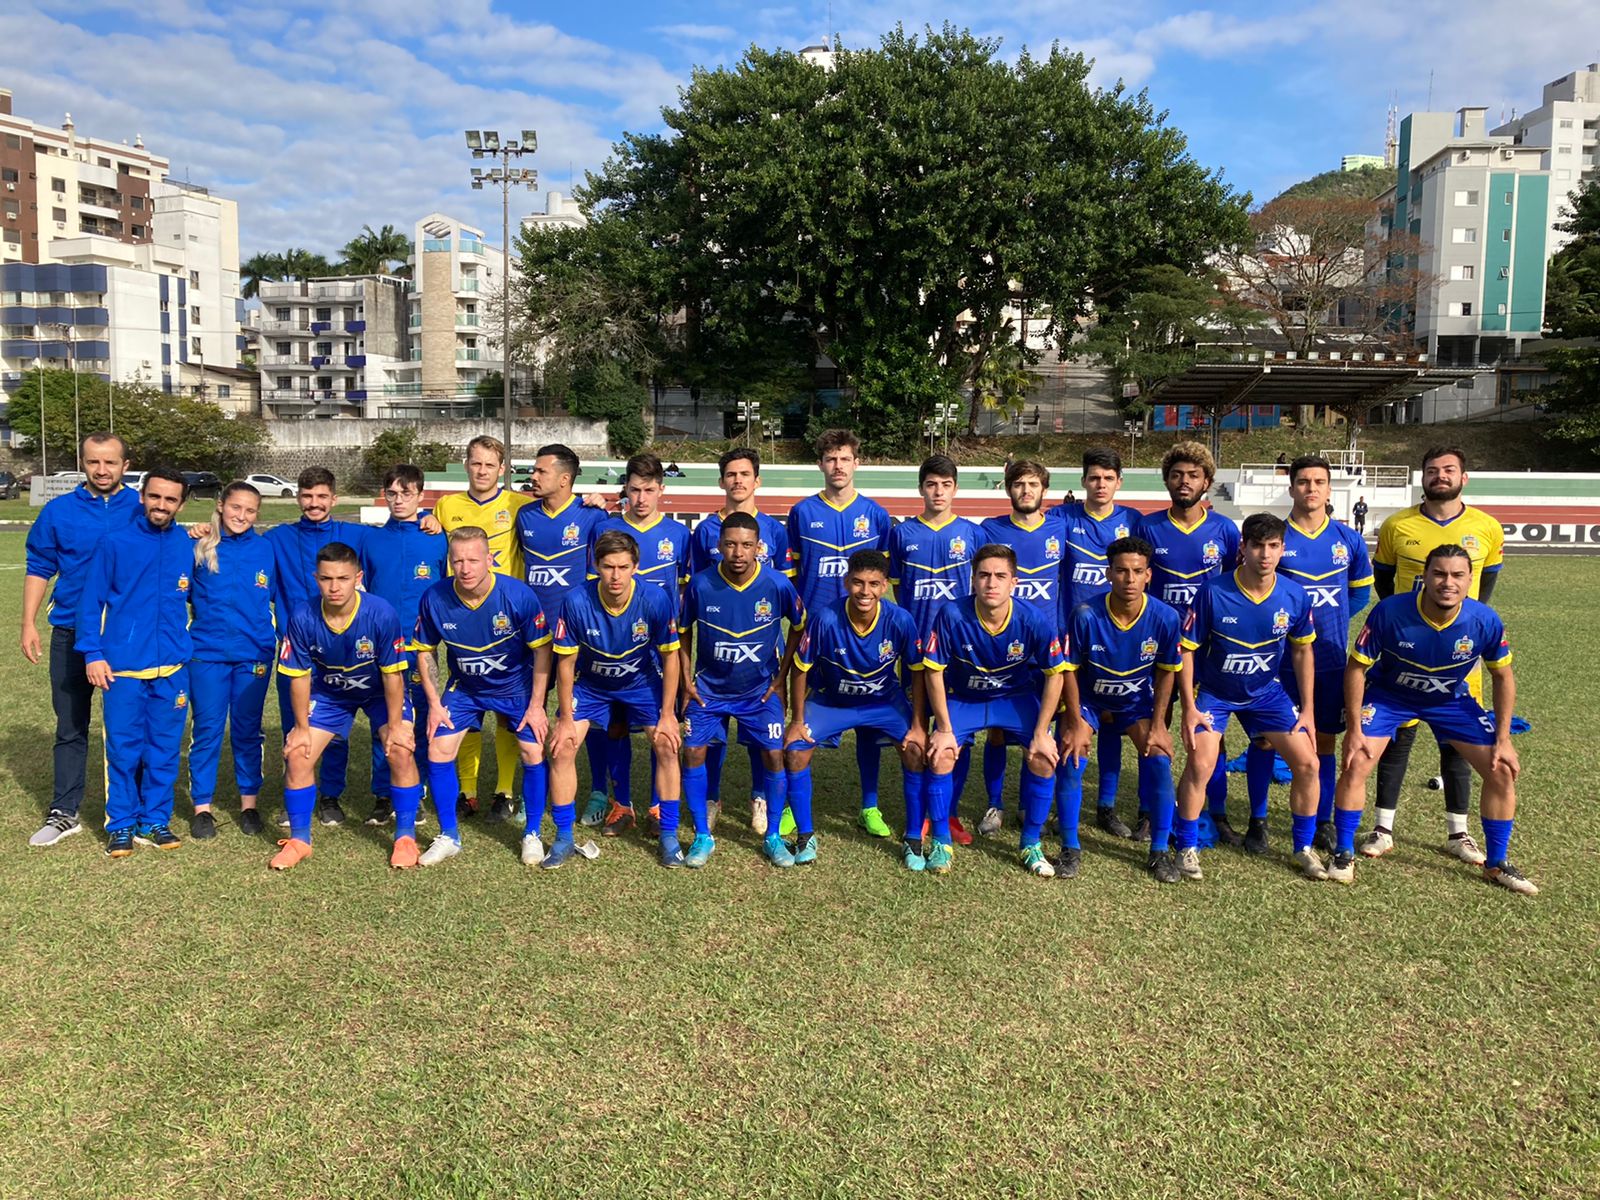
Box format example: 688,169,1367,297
2,536,1597,1199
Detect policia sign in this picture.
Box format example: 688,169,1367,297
1500,521,1600,550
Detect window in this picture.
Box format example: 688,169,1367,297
51,177,64,193
97,157,110,168
1499,266,1510,279
1557,169,1572,181
3,200,17,218
1446,301,1474,317
0,168,15,183
1497,304,1507,316
189,270,199,286
217,385,231,399
191,305,201,323
1451,227,1477,243
1559,118,1575,129
192,336,203,355
130,196,143,211
51,207,65,223
1450,264,1476,281
1502,229,1512,242
316,342,333,356
3,134,20,150
1453,189,1479,205
277,375,291,390
1558,144,1572,154
1504,191,1513,205
315,308,331,321
275,342,289,355
274,307,290,320
3,228,18,244
131,225,144,237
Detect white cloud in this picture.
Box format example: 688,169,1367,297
653,24,739,41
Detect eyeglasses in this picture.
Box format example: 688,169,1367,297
383,488,420,500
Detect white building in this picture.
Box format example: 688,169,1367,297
256,276,409,418
1492,63,1600,253
520,190,586,236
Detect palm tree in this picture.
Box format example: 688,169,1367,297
241,251,284,299
340,224,412,278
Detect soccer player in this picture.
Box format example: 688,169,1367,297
188,481,276,838
1362,446,1505,864
1135,441,1242,842
787,429,897,834
1058,537,1184,882
21,431,140,847
414,528,553,867
549,531,684,867
887,454,980,843
1328,545,1532,893
1174,513,1323,881
272,543,422,871
265,467,369,825
359,464,449,826
922,544,1068,877
76,466,195,857
430,436,530,821
975,458,1065,836
678,512,805,868
688,447,792,834
1243,455,1372,854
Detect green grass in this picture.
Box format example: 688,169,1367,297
2,539,1597,1199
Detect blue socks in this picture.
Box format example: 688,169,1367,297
1317,754,1337,825
610,735,633,808
1174,814,1200,852
1291,812,1316,854
1053,754,1084,850
427,760,461,840
284,785,316,843
552,798,575,843
1019,768,1053,847
983,739,1007,809
764,765,787,830
1246,744,1275,821
1482,817,1513,866
1098,730,1124,811
1334,806,1363,855
1139,755,1177,852
856,738,880,811
392,782,422,840
787,767,814,836
950,747,972,824
522,761,548,836
903,767,926,839
1206,751,1229,818
704,742,725,802
658,798,680,837
925,770,953,846
684,763,708,835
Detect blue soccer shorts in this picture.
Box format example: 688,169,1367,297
1066,696,1154,738
791,696,912,751
684,692,786,750
945,692,1045,749
1358,689,1497,747
440,684,540,744
1282,664,1346,734
1192,684,1301,739
572,681,662,729
308,692,415,739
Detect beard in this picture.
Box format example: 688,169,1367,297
1424,480,1463,503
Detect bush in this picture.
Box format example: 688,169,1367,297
360,428,451,485
567,361,649,456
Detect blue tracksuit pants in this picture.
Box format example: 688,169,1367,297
189,660,271,806
103,668,190,833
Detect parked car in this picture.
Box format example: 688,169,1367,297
122,471,147,492
182,471,222,497
244,472,295,497
0,470,18,500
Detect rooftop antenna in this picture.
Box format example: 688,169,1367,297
1427,69,1434,111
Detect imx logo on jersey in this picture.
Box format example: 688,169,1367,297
852,515,871,539
492,612,512,637
754,598,773,624
561,522,580,547
255,570,269,589
1014,579,1053,601
590,660,641,680
913,578,957,601
1331,542,1350,567
1305,585,1341,608
1222,652,1274,674
1452,635,1475,661
714,641,763,664
1395,670,1453,694
631,617,649,643
837,677,885,697
1095,678,1143,699
1005,639,1025,663
356,636,375,660
528,565,571,589
1072,562,1106,585
819,555,849,578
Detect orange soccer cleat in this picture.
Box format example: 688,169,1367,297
390,835,420,869
269,837,313,871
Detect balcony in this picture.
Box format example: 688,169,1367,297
345,354,366,368
459,239,487,258
309,321,331,334
456,313,479,327
458,278,480,293
261,319,312,335
310,282,364,300
408,314,421,328
345,320,366,333
456,349,481,361
347,389,367,401
78,198,122,221
261,354,311,368
423,238,453,252
310,355,330,368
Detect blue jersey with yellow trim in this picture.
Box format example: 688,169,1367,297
593,512,692,600
796,597,922,707
1280,515,1373,671
1135,508,1241,611
786,491,893,613
922,595,1067,702
1352,593,1510,703
553,579,680,694
1054,501,1142,613
689,510,790,574
681,563,804,705
414,574,550,701
1066,594,1183,715
888,513,981,634
515,495,608,620
1180,570,1314,705
978,511,1065,615
278,592,409,705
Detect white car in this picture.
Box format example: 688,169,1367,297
246,473,296,497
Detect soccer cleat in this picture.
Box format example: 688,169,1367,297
901,841,927,872
518,833,546,866
793,834,819,865
488,793,519,823
926,842,955,875
276,812,292,829
763,833,796,868
1326,851,1356,885
1096,808,1133,839
1243,817,1269,856
1294,847,1329,881
1020,843,1056,878
647,803,662,838
190,811,217,840
317,798,346,827
1133,815,1152,843
134,825,182,851
1052,847,1082,880
105,829,136,858
601,802,635,838
541,838,577,870
1212,816,1243,847
949,817,973,846
1146,850,1181,884
1176,847,1203,880
389,835,420,869
977,806,1004,837
659,835,685,869
684,833,716,869
1358,827,1395,858
418,834,462,867
1442,833,1488,866
749,798,768,836
778,806,797,839
269,837,313,870
457,791,479,819
858,807,892,838
237,809,264,836
30,811,82,847
705,800,721,833
579,791,607,826
1313,820,1335,854
365,797,394,827
1483,861,1538,896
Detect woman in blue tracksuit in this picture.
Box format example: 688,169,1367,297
188,481,277,838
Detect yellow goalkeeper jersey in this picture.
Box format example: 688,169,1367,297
432,487,530,578
1374,502,1504,600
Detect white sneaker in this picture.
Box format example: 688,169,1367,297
519,833,545,867
1442,833,1487,865
750,797,768,836
1483,862,1539,895
1326,852,1356,885
1294,847,1329,881
1358,828,1394,858
1177,847,1203,880
419,834,462,866
29,811,81,847
977,806,1004,837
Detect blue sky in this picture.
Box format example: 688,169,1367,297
3,0,1590,256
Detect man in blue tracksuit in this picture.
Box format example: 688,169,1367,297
76,466,196,856
21,432,141,847
265,465,369,825
359,463,448,826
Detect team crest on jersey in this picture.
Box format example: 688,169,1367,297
492,612,512,637
1452,635,1475,660
1272,609,1290,635
494,510,511,528
174,690,188,710
561,521,580,547
356,636,375,660
1201,540,1222,567
657,537,674,562
1140,636,1158,661
1044,536,1061,560
948,536,967,561
852,515,871,539
757,541,771,561
1331,543,1349,566
754,598,773,623
413,563,433,580
1360,703,1377,728
176,573,190,593
631,617,649,643
878,637,895,662
1115,524,1130,539
1005,639,1025,662
1461,534,1479,551
255,570,269,589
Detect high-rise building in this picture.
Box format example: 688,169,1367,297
1492,63,1600,253
256,275,409,418
1342,154,1385,172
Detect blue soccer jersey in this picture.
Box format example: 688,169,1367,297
689,510,791,574
594,511,692,599
1279,515,1374,672
1054,501,1143,613
278,592,410,705
681,563,804,705
413,574,552,702
922,595,1068,702
1352,593,1511,703
796,597,923,706
888,513,981,634
978,511,1065,615
515,495,608,618
786,491,893,613
553,580,681,693
1135,508,1241,611
1066,594,1184,715
1180,570,1315,706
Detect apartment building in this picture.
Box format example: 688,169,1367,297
1492,63,1600,252
256,275,408,418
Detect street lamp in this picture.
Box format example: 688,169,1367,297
465,128,538,489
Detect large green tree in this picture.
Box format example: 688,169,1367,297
1540,180,1600,449
340,224,412,278
239,248,341,298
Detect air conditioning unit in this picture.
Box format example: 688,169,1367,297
4,183,14,191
